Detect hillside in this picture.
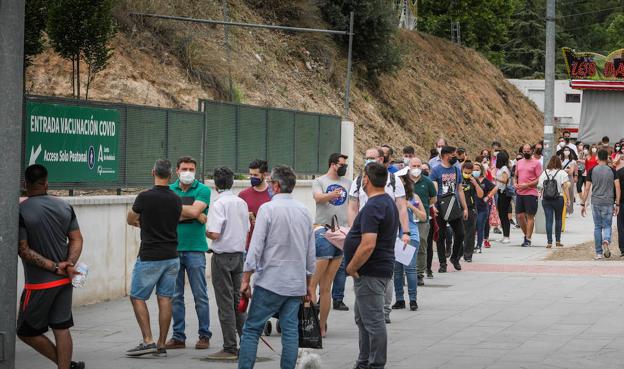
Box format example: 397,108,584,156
26,0,544,166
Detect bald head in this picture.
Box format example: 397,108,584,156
409,157,422,168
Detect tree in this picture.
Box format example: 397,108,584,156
501,0,545,78
607,14,624,51
417,0,517,66
321,0,402,81
24,0,48,66
47,0,114,99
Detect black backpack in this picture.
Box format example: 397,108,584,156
543,170,561,200
354,173,396,195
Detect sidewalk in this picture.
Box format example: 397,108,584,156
16,205,624,369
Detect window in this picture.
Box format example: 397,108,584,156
566,93,581,103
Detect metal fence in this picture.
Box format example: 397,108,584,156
23,95,342,189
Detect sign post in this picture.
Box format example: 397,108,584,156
25,102,121,184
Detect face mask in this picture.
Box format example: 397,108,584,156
449,157,458,165
523,153,532,160
179,170,195,185
564,150,570,157
403,157,410,165
365,159,376,166
616,146,621,153
410,168,422,178
422,170,430,177
462,173,471,180
473,170,481,178
436,147,442,154
584,149,589,155
493,151,499,157
592,148,597,153
250,177,263,187
337,165,348,177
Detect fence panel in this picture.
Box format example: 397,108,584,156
237,105,267,172
204,103,237,175
319,115,342,170
125,107,168,186
267,109,295,168
168,110,205,176
294,112,320,173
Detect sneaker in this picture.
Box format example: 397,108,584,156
385,316,391,324
476,246,482,254
70,362,85,369
196,337,210,350
464,258,472,263
392,301,406,310
153,348,167,357
452,260,462,271
556,242,563,247
484,240,492,248
205,349,239,360
521,239,530,247
165,338,186,349
493,228,502,234
546,243,552,249
603,241,611,258
409,300,418,311
426,269,434,278
126,342,158,357
595,254,603,260
509,219,516,226
438,264,447,273
417,275,425,286
333,300,349,311
501,238,510,244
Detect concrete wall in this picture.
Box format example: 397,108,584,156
16,180,319,306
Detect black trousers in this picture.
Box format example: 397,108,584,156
497,194,512,237
463,208,477,260
436,214,465,266
427,217,435,271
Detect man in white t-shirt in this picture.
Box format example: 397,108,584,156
348,147,409,324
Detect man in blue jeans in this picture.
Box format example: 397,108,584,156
166,156,213,350
581,149,620,259
238,166,315,369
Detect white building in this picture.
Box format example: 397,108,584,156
508,79,582,136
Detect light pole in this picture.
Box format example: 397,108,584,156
543,0,556,162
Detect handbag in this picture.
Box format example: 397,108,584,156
438,192,462,222
323,215,349,250
298,302,323,349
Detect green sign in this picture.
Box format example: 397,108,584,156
25,101,121,183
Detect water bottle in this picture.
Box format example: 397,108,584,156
72,262,89,288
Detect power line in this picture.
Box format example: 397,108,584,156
558,4,624,18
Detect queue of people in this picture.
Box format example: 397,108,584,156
17,132,624,369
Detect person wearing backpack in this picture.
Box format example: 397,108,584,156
538,156,570,248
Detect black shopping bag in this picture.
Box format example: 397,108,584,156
298,302,323,349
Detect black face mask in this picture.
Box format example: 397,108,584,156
422,170,430,177
449,157,458,165
523,153,532,159
337,164,348,177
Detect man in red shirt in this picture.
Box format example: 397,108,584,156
238,160,272,250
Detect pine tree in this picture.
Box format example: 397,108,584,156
501,0,545,78
24,0,48,66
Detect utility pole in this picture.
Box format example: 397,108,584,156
0,0,25,368
543,0,556,162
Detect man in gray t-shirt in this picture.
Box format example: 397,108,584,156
581,149,621,259
17,164,85,369
312,154,352,226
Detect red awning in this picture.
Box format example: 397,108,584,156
570,80,624,91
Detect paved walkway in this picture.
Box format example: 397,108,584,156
16,206,624,369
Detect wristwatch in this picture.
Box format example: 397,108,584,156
53,262,59,272
403,231,411,236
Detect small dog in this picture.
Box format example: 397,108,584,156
296,348,322,369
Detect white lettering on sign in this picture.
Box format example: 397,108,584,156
30,115,116,137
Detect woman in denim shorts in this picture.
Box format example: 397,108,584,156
309,226,344,337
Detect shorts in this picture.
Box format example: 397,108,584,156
315,228,343,260
130,257,180,300
17,283,73,337
516,195,538,216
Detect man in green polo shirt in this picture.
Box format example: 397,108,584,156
408,157,437,284
166,156,213,350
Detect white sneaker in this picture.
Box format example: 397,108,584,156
501,237,511,244
594,254,603,260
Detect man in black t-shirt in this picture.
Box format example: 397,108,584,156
345,162,399,369
126,159,182,357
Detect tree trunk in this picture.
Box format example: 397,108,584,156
85,65,91,100
71,58,75,98
76,54,80,99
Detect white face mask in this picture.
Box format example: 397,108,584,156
584,149,589,155
179,170,195,185
436,147,442,154
410,168,422,178
403,157,411,165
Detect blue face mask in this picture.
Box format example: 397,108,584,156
472,171,481,178
250,177,263,187
364,159,376,166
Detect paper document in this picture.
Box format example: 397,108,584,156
394,238,416,266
